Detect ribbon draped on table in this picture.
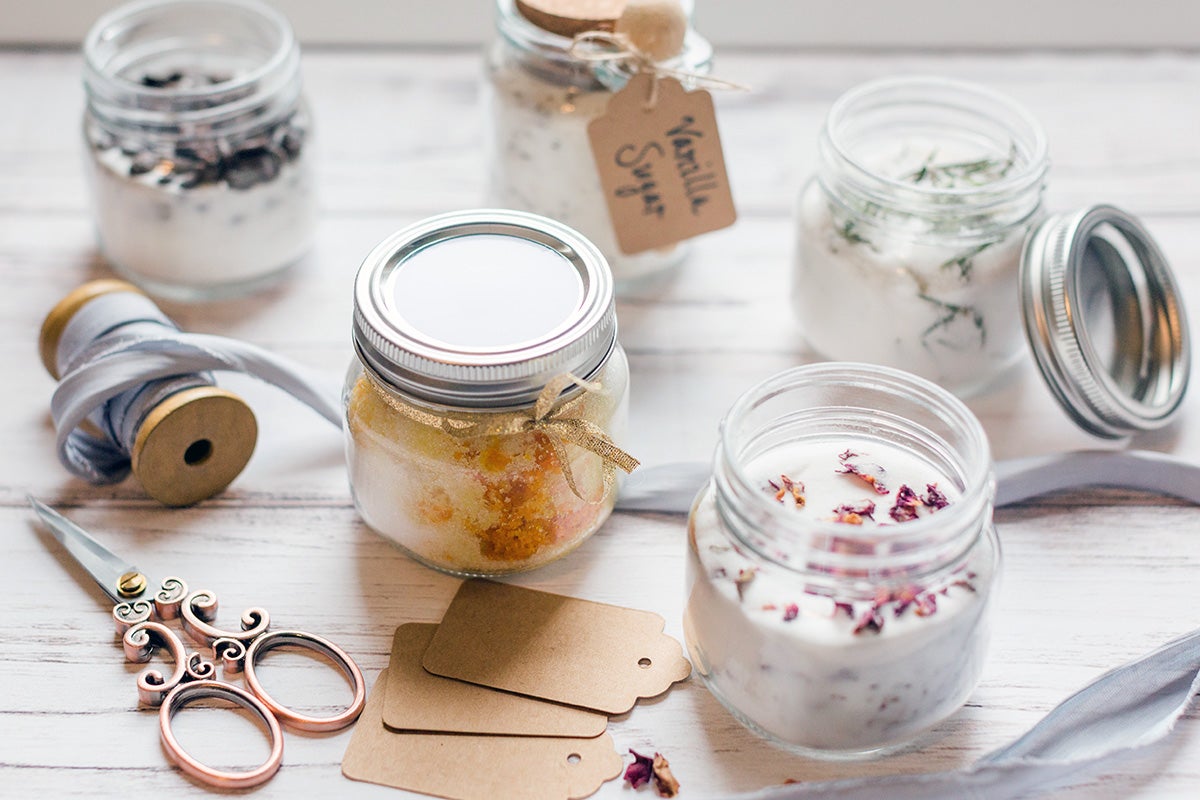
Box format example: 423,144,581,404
734,626,1200,799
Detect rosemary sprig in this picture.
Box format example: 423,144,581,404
939,240,997,281
919,294,986,350
838,219,869,245
902,142,1018,189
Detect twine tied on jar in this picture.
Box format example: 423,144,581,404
368,372,639,502
568,30,747,108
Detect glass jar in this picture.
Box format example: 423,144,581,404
684,362,1000,757
82,0,316,301
794,77,1049,396
345,209,633,576
484,0,713,290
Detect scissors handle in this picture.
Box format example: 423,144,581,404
243,630,367,732
159,680,284,790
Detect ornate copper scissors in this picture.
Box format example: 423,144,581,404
29,497,367,789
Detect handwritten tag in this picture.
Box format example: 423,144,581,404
588,73,737,255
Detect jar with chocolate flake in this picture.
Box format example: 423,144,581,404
685,362,1001,757
484,0,713,290
82,0,316,301
345,210,636,576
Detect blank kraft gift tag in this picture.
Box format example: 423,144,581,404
343,670,623,800
423,580,692,714
384,623,607,737
588,72,736,255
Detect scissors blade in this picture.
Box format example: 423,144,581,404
28,496,139,605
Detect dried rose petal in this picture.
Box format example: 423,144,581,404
625,750,654,789
892,585,920,616
834,601,855,618
914,593,938,617
837,459,889,494
783,603,799,621
853,608,884,635
838,449,858,461
652,753,680,798
734,569,757,601
769,474,806,507
923,483,950,510
833,500,876,524
889,484,922,522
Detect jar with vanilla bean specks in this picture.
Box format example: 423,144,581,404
685,363,1000,757
82,0,316,301
345,210,635,577
794,77,1049,396
485,0,713,290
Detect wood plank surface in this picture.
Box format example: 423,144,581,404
2,47,1199,799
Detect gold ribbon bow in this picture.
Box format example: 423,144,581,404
568,30,749,108
370,373,639,503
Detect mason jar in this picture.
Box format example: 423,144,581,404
82,0,316,301
684,362,1000,757
484,0,713,290
345,209,634,576
794,77,1049,396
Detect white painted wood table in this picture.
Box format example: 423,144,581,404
2,47,1200,799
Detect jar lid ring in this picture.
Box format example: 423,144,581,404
1019,205,1190,439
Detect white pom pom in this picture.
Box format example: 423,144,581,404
615,0,688,61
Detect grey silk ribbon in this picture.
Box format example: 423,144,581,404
51,291,341,484
614,450,1200,513
731,627,1200,799
616,454,1200,798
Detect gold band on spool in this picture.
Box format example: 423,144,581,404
131,386,258,507
39,279,144,379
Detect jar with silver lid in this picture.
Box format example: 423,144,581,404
82,0,316,301
345,209,635,576
484,0,714,290
685,362,1001,756
794,76,1049,396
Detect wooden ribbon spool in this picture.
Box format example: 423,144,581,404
39,280,258,506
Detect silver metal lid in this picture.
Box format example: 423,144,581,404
352,209,617,408
1020,205,1190,439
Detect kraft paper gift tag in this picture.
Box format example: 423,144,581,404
588,72,737,255
384,623,607,737
422,580,692,715
343,670,624,800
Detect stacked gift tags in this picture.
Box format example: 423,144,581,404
343,580,692,800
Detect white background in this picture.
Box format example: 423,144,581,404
3,0,1200,47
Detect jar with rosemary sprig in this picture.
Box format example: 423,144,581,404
794,77,1049,396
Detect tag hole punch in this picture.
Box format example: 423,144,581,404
638,657,652,669
184,439,213,466
567,753,582,765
